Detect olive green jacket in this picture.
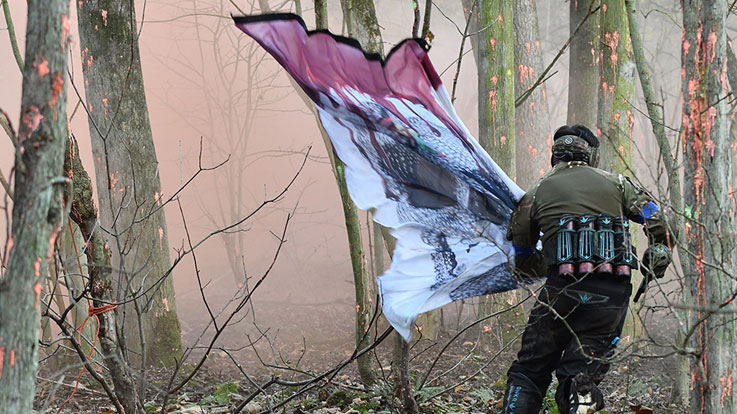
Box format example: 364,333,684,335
507,161,673,278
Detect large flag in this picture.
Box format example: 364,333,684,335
234,14,535,340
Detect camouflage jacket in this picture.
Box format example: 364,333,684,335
507,161,673,278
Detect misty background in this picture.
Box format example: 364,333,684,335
0,0,682,364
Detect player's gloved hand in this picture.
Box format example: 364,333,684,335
642,244,672,279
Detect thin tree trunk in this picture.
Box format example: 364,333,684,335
340,0,384,55
567,0,600,128
66,136,142,414
76,0,182,366
475,0,515,177
315,0,328,28
625,0,690,403
681,1,737,412
513,0,551,189
597,0,635,174
0,0,70,410
596,0,641,342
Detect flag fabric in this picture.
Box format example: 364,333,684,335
234,14,535,340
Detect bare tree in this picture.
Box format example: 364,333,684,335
0,0,70,410
681,1,737,411
567,0,600,128
597,0,636,174
513,0,551,189
76,0,183,366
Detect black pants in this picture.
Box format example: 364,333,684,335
506,273,630,413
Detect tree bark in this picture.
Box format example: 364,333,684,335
567,0,600,128
474,0,515,178
513,0,551,189
596,0,635,174
66,136,142,414
681,1,737,412
76,0,182,366
625,0,690,403
340,0,384,55
315,0,328,29
0,0,70,410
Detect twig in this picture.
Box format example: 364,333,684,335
421,0,432,39
1,0,23,71
0,169,11,200
1,108,17,147
166,213,293,394
450,1,476,102
417,292,532,389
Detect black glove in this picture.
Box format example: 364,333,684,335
642,244,672,279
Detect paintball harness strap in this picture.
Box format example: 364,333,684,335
545,214,638,277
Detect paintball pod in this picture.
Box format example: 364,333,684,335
553,214,637,278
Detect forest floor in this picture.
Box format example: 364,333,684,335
37,299,685,413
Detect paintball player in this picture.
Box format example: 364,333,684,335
502,125,674,414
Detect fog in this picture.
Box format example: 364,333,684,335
0,0,684,363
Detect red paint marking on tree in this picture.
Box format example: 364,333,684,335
0,346,3,379
87,55,93,69
110,172,118,190
61,13,70,51
488,90,497,113
525,42,531,54
9,349,14,367
37,57,50,78
102,97,108,119
49,73,64,120
720,369,732,408
48,227,61,259
489,37,496,52
21,105,44,141
101,9,107,26
33,283,43,309
527,144,538,157
605,31,620,70
491,75,498,85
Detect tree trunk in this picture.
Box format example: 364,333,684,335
567,0,600,128
76,0,182,366
66,136,143,414
464,0,523,347
315,0,328,29
681,1,737,412
475,0,515,177
596,0,635,174
339,0,383,55
513,0,551,189
625,0,690,403
596,0,640,341
0,0,70,410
